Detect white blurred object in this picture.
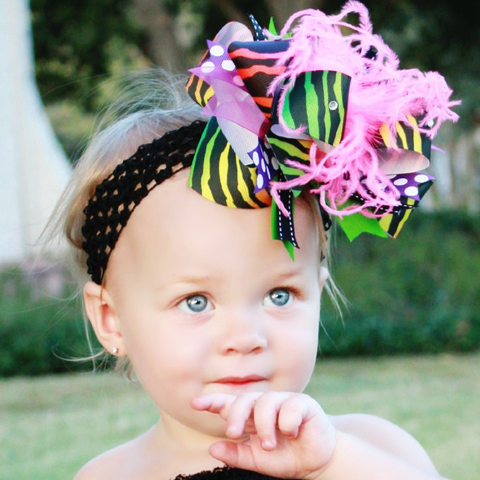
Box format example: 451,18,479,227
0,0,71,262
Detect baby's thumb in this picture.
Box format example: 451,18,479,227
209,441,255,471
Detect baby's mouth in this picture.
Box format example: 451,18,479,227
213,375,267,387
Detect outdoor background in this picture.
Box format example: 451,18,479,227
1,0,479,479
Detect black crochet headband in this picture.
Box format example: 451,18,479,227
82,120,207,284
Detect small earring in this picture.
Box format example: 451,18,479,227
112,347,119,355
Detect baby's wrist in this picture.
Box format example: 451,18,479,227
315,430,341,480
304,425,339,480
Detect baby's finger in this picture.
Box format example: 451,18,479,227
191,393,236,416
223,393,261,439
277,394,315,438
253,392,291,449
209,440,257,472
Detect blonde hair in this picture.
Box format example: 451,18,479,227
45,68,341,378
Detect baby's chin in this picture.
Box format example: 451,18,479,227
186,410,231,440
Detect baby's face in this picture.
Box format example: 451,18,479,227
106,169,323,438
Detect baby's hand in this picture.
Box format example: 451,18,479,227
191,392,337,480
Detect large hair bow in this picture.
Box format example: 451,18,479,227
186,1,459,257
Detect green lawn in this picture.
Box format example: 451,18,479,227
1,353,479,480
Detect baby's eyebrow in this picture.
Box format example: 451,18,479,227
160,273,221,288
269,268,306,283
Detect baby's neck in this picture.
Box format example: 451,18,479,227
147,414,230,479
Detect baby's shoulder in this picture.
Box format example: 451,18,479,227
330,412,417,445
73,433,161,480
330,412,403,436
73,441,135,480
329,413,436,471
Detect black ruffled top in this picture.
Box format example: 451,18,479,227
173,467,291,480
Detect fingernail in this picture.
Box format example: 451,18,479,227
226,425,238,437
262,439,274,450
191,397,205,409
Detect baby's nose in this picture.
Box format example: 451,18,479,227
217,309,268,355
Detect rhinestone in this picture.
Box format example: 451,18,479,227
329,100,338,111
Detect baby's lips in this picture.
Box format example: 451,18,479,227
213,375,267,385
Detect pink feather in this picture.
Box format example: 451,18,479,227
266,1,460,218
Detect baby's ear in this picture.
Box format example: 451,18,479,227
83,281,126,356
319,266,330,291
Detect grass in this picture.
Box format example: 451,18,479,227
1,353,479,480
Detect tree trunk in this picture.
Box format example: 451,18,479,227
427,125,480,213
0,0,70,263
131,0,186,72
210,0,250,25
264,0,325,27
209,0,326,31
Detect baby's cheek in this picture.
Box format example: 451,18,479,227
275,329,318,392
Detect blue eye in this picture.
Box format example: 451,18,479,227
178,295,211,314
264,289,292,307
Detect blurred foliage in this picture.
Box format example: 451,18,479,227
320,210,480,357
362,0,480,129
0,264,104,377
31,0,146,110
0,213,479,377
31,0,150,161
44,102,97,162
